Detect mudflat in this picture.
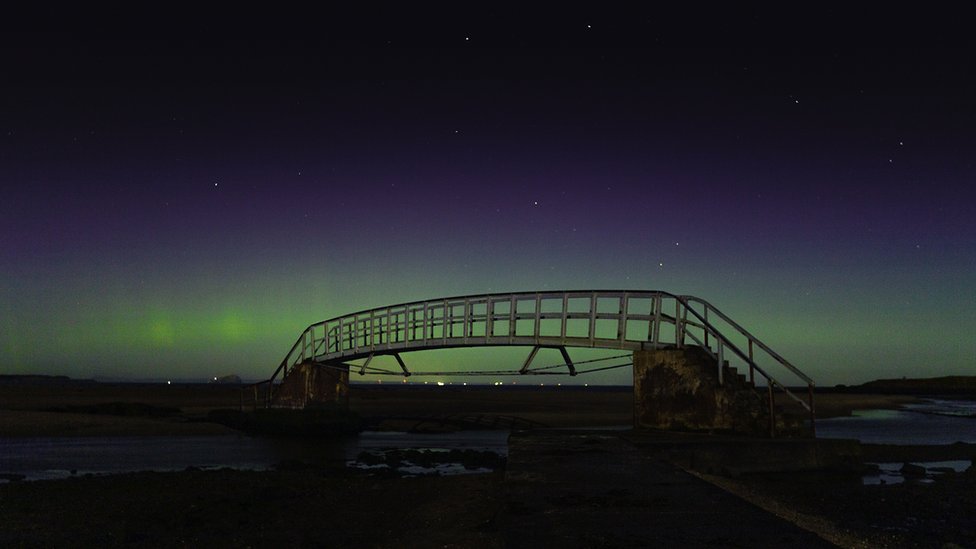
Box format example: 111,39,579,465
0,381,934,437
2,381,974,547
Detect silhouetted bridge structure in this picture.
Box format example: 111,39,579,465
250,290,816,435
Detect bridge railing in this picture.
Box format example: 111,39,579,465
254,290,815,433
287,291,684,365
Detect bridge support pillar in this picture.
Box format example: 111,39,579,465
271,362,349,409
633,347,769,436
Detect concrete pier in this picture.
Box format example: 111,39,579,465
633,347,774,436
270,362,349,409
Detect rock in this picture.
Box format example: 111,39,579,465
900,462,926,477
861,463,881,475
964,462,976,477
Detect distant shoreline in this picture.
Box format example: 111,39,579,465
0,375,972,438
3,373,975,394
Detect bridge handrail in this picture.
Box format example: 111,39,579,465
680,296,814,385
676,299,813,411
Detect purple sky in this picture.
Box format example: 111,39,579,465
1,9,974,384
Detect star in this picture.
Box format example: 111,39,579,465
533,201,539,206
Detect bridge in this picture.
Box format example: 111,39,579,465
249,290,815,436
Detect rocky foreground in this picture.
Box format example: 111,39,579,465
1,431,974,548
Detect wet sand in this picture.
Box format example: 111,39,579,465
778,392,926,419
0,382,936,437
0,383,636,436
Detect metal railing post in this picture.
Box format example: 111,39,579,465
588,292,597,344
748,339,754,384
704,306,709,348
533,293,542,341
651,295,661,347
808,384,816,436
717,339,724,385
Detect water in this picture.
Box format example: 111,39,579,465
353,430,508,453
816,399,976,445
815,399,975,485
863,460,971,485
902,399,976,418
0,430,508,482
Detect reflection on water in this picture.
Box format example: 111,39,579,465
0,431,509,482
903,399,976,418
0,435,335,481
816,400,976,445
863,460,971,485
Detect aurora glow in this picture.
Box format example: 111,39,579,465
2,12,974,385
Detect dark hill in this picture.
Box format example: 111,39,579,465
857,376,976,396
0,375,96,386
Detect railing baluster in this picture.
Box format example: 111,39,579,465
704,307,709,348
533,293,541,341
617,293,627,345
749,339,754,384
674,299,681,347
353,315,360,355
442,300,449,345
508,295,516,343
717,339,724,385
486,297,494,342
560,293,568,339
588,292,596,344
651,295,661,347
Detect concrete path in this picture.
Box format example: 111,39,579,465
501,430,836,548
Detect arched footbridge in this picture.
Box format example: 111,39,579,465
251,290,816,433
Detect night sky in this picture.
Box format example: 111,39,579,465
2,9,974,385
